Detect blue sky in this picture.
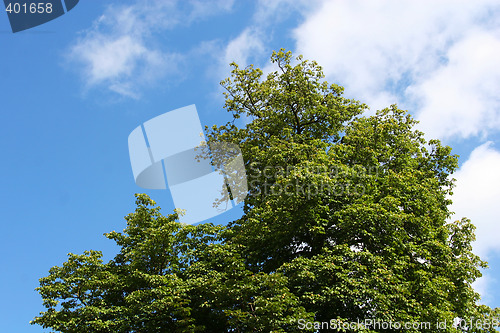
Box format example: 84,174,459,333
1,1,500,331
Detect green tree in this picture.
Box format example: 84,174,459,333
32,194,311,332
33,50,499,332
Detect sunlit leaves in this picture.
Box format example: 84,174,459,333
33,50,498,332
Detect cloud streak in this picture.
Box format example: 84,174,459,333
68,0,234,98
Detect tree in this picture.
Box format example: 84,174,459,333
32,194,311,332
33,50,499,332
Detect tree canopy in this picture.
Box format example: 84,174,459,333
32,50,499,332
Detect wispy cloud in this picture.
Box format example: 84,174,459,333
68,0,234,98
214,0,320,76
188,0,234,22
223,28,265,68
253,0,318,25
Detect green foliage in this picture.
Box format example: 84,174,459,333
32,194,311,332
33,50,498,332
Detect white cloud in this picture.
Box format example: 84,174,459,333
455,142,500,304
203,28,267,114
214,0,322,82
292,0,500,124
410,30,500,139
68,2,177,98
253,0,319,25
450,142,500,259
473,273,497,305
223,28,265,68
189,0,234,21
68,0,234,98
